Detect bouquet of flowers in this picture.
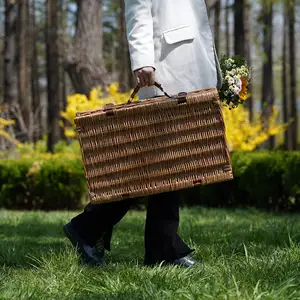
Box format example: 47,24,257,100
219,55,251,109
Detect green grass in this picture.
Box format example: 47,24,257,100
1,208,300,300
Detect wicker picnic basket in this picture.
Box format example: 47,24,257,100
75,82,233,204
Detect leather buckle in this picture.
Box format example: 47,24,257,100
103,103,115,116
177,92,187,104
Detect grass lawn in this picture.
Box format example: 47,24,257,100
1,208,300,300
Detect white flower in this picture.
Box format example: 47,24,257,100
228,77,235,84
236,78,242,88
234,85,242,95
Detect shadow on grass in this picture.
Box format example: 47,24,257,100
180,209,300,257
1,220,65,238
0,213,145,268
2,208,300,268
0,218,67,267
0,239,65,268
72,292,153,300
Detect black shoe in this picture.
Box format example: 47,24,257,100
168,256,197,268
63,222,106,266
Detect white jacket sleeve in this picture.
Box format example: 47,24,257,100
124,0,155,72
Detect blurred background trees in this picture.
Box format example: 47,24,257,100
0,0,299,151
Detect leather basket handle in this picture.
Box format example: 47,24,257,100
128,81,172,103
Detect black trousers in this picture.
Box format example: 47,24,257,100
71,190,193,265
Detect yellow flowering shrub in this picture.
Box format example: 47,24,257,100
61,83,136,137
61,83,287,152
0,108,19,146
13,138,81,159
223,106,287,151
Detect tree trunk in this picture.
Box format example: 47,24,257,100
3,0,19,146
261,1,275,149
288,0,297,150
225,0,231,57
234,0,253,120
65,0,107,96
58,0,67,140
111,33,117,81
46,0,60,152
127,48,135,89
214,0,221,55
234,0,245,56
118,0,129,92
17,0,31,141
282,0,289,150
244,0,253,120
60,68,67,141
4,0,18,108
205,0,219,10
30,0,41,142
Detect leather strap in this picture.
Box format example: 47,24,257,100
127,82,172,103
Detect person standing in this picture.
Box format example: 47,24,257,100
63,0,222,267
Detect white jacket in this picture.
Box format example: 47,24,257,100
124,0,222,99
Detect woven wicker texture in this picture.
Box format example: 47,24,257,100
75,87,233,204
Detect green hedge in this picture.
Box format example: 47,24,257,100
1,151,300,211
182,151,300,211
0,157,86,210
